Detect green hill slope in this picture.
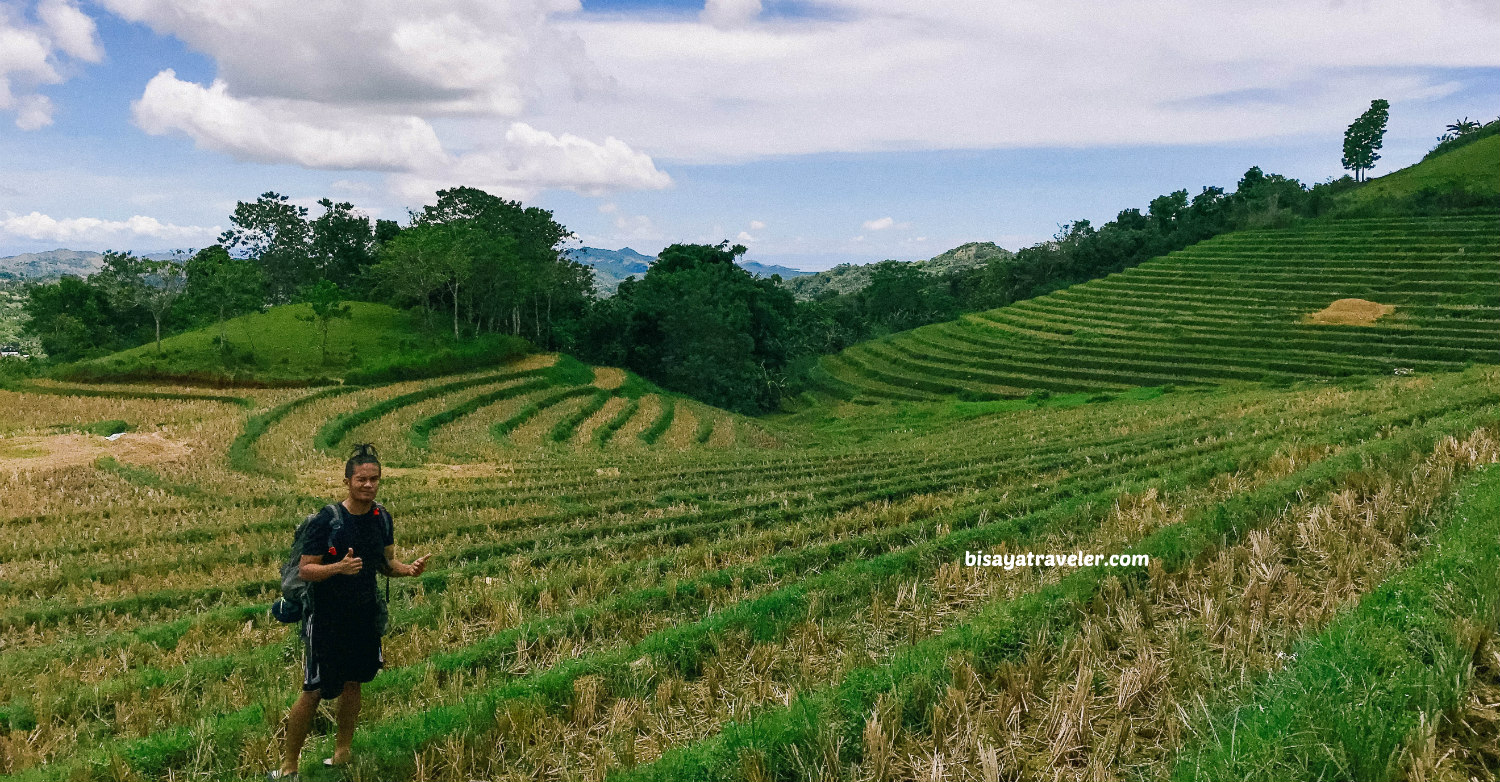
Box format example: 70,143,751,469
1341,132,1499,206
810,213,1499,402
57,301,526,386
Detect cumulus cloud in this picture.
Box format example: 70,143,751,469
37,0,102,62
133,70,449,171
749,220,766,230
736,230,755,242
0,210,221,245
97,1,676,201
0,0,101,129
98,0,602,115
388,122,671,203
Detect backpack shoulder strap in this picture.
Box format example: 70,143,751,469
375,501,394,539
325,503,345,547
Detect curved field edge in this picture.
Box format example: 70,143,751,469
1169,461,1500,782
608,412,1500,782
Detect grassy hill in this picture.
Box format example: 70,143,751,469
1341,132,1500,207
56,301,529,386
809,213,1499,402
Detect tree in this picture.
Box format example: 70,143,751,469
410,187,587,347
372,223,474,341
591,241,798,413
310,199,376,294
20,275,120,361
1342,98,1390,182
296,279,353,365
184,244,265,351
220,192,312,303
95,251,187,355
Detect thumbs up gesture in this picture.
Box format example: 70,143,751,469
338,546,363,575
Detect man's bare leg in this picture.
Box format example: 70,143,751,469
332,681,361,764
282,690,321,775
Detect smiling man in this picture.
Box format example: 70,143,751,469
270,443,431,781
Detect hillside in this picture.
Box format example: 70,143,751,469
809,213,1499,402
0,249,105,280
56,301,529,385
1341,132,1500,206
784,241,1014,300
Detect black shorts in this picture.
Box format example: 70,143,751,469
301,610,383,700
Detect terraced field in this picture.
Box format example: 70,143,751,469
5,353,1500,780
811,214,1500,402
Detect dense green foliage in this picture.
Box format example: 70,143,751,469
1342,98,1390,182
581,242,798,413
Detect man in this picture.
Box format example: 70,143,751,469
271,443,430,780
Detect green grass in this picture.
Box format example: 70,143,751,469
54,301,529,386
1171,463,1500,781
1343,133,1500,207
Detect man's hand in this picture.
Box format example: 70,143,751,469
336,548,363,575
407,554,430,577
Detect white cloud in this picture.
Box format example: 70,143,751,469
98,0,602,115
388,122,671,203
749,219,766,230
132,70,449,171
0,1,101,129
701,0,760,29
543,0,1500,162
99,1,672,203
37,0,102,62
0,210,221,245
735,230,755,242
862,216,912,231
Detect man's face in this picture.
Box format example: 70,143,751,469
348,463,380,501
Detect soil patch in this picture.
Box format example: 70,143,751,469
0,431,194,474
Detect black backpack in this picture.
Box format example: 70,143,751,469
271,502,393,635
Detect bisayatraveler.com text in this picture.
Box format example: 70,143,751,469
964,550,1150,569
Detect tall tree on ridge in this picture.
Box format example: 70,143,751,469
221,192,312,303
1342,98,1390,182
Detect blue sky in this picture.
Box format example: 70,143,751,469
1,0,1496,270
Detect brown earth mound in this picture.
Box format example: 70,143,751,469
1304,298,1394,326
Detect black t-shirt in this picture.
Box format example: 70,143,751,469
301,501,394,611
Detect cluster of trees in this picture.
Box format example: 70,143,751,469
20,188,590,363
373,187,591,348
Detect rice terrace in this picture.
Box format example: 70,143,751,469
3,11,1500,780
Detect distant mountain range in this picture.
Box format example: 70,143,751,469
782,242,1015,301
1,244,1014,301
0,249,106,280
0,249,185,281
564,246,812,296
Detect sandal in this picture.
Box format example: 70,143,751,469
324,756,349,767
266,771,300,781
